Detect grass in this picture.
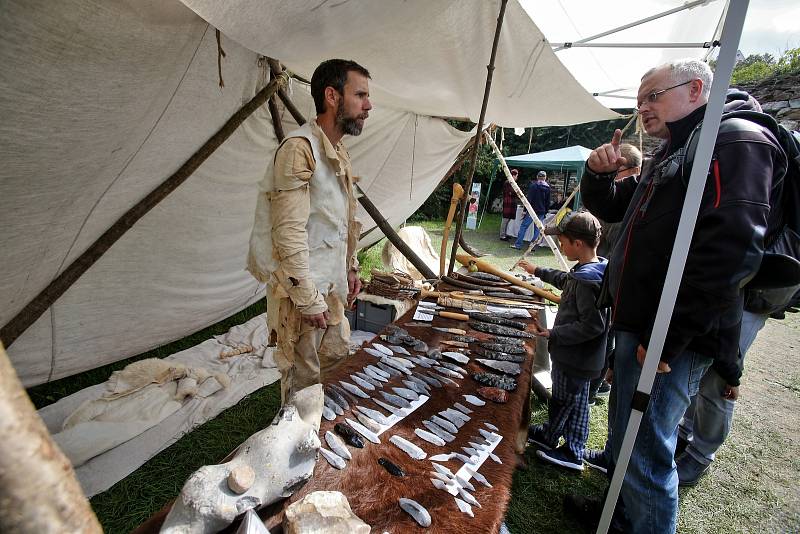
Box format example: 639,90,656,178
28,214,799,533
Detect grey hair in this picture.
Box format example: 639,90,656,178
642,58,713,99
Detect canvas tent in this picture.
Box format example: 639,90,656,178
505,145,593,205
0,0,730,387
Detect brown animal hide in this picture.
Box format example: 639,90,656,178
283,306,536,533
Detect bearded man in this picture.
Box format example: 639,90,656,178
248,59,372,402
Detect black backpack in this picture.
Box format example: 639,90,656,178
681,105,800,317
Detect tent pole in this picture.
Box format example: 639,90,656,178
596,1,748,532
267,66,286,142
268,58,309,128
355,185,437,280
447,0,509,276
0,343,102,533
0,73,290,349
485,132,569,270
551,0,716,52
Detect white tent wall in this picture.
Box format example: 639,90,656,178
1,1,484,386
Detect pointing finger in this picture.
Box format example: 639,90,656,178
611,128,623,147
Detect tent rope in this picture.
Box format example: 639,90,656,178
215,29,226,88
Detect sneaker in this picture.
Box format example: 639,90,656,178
509,244,521,250
587,396,597,407
676,452,710,487
583,448,609,474
537,445,584,472
527,424,554,450
596,380,612,397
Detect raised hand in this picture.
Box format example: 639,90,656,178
587,128,627,174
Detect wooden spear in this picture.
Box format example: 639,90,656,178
446,0,509,276
0,73,290,349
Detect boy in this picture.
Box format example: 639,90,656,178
519,210,609,471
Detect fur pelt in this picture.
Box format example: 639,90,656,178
381,226,440,280
285,310,535,533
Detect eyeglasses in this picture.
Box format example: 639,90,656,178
637,80,693,109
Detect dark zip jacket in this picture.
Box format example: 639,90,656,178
535,260,609,379
582,93,786,385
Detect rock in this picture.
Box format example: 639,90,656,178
790,98,800,109
761,100,789,112
160,384,324,534
284,491,370,534
477,386,509,403
227,465,255,494
777,107,800,120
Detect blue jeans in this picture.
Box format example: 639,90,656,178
679,311,768,466
611,331,712,534
514,212,545,248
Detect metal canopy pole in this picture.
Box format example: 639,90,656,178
596,1,748,532
551,42,719,49
551,0,718,52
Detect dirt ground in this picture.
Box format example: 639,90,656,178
677,311,800,533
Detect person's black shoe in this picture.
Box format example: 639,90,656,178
596,380,612,397
527,424,555,450
675,435,689,457
583,448,609,474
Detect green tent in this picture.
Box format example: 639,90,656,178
505,145,591,206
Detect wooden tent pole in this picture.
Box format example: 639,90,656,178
267,66,286,142
277,89,307,126
447,0,509,276
0,73,289,349
356,186,437,280
0,343,102,533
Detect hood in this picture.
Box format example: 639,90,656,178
572,258,608,282
724,88,763,114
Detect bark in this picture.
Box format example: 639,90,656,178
0,343,102,533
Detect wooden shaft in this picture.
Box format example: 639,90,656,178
446,0,509,276
267,58,309,127
456,253,561,304
0,73,289,349
438,311,470,322
440,183,464,277
356,186,437,279
0,343,102,533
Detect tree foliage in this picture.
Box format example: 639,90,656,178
715,48,800,84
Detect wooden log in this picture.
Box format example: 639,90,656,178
446,0,509,276
456,253,561,304
0,343,102,533
355,186,436,280
0,73,289,349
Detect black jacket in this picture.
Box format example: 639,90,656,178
582,93,786,385
536,260,609,379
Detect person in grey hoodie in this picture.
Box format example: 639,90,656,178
520,210,609,472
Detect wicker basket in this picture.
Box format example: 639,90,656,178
366,269,419,300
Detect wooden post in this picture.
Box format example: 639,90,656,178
447,0,509,276
0,73,290,349
0,343,102,533
356,186,437,280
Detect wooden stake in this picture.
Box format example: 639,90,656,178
0,343,102,533
0,73,289,349
456,253,560,304
356,186,436,280
447,0,509,276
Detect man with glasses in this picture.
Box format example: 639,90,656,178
578,59,786,532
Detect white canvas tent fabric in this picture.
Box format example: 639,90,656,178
1,0,620,387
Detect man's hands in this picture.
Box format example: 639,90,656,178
517,260,538,275
302,310,330,329
347,268,362,308
722,384,739,400
587,129,627,174
636,344,672,373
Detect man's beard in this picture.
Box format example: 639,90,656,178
336,100,366,136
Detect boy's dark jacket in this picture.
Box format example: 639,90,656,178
535,260,609,379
